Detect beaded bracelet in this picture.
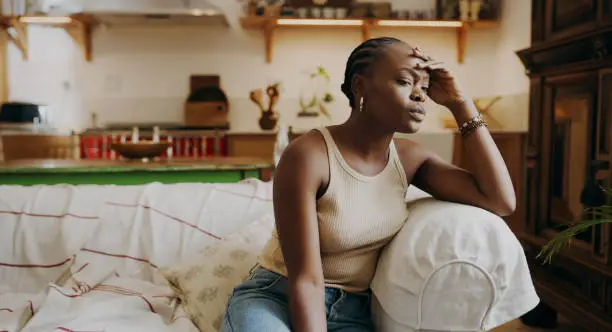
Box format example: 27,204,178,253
459,113,488,137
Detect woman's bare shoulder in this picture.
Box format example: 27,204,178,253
285,129,329,160
275,129,329,194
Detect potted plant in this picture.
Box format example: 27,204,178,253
538,186,612,263
298,66,334,119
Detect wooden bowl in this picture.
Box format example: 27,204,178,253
110,141,170,160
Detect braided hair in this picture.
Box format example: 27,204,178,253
341,37,406,109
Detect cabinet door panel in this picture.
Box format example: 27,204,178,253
525,77,543,235
598,71,612,158
540,73,599,251
529,78,543,149
595,69,612,263
532,0,546,43
545,0,597,40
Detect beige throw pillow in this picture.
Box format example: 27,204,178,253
160,214,275,332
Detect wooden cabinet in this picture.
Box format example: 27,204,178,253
226,133,277,163
517,1,612,330
0,135,76,161
226,130,303,163
530,0,611,45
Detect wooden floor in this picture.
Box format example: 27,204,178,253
493,317,584,331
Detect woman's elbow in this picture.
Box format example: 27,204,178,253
491,196,516,217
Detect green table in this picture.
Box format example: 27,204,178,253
0,158,273,186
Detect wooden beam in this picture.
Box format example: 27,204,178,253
361,20,372,41
263,19,274,64
7,17,28,60
65,14,94,62
456,25,467,64
0,29,8,102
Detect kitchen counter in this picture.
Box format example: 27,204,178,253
0,157,273,185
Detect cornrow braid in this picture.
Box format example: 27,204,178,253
341,37,406,108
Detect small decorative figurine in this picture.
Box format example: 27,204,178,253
250,82,281,130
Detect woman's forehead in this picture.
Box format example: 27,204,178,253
379,44,427,69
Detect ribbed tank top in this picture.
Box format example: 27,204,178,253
258,127,410,292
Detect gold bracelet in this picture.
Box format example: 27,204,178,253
459,114,487,137
458,112,482,130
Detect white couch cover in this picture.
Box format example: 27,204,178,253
371,188,539,331
0,180,272,332
0,181,538,332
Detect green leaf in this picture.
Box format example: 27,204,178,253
538,217,612,264
538,186,612,264
317,66,331,81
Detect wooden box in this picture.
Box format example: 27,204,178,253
184,102,229,127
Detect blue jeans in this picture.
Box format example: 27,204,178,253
222,266,374,331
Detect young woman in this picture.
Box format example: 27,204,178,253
221,37,515,332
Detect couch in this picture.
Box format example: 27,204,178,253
0,179,538,332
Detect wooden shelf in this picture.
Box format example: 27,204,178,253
240,17,499,64
1,14,95,62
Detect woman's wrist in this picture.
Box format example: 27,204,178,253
448,99,479,124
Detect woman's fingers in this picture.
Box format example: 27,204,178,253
418,61,455,78
417,61,442,69
411,46,432,61
410,48,454,79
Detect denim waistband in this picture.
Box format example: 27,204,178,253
251,264,371,297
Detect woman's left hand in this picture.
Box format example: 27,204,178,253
412,49,468,111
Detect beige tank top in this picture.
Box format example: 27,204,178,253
258,127,410,292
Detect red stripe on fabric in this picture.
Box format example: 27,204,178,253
0,257,71,269
0,308,13,312
74,263,89,274
80,248,158,268
105,202,222,240
56,327,104,332
0,210,98,220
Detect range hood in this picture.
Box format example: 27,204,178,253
39,0,236,27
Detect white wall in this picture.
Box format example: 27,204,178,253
8,0,531,133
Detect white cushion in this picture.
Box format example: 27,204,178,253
371,197,539,331
160,214,276,332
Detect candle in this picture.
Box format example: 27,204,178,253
131,127,139,143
